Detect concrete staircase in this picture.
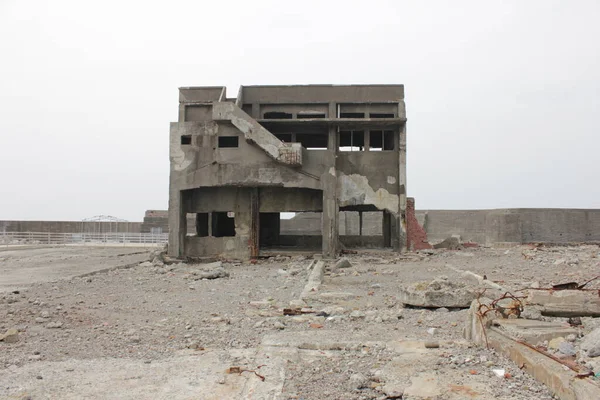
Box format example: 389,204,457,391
212,102,303,167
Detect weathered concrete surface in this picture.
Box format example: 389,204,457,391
0,349,277,400
527,290,600,317
417,208,600,245
399,277,478,308
491,319,577,344
0,247,151,292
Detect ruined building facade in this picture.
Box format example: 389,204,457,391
168,85,407,258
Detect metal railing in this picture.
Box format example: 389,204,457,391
0,232,168,247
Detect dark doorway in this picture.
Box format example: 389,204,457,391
259,213,280,248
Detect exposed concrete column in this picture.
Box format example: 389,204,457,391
398,116,408,251
322,124,339,258
168,188,186,257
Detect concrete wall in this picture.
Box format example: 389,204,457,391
417,208,600,245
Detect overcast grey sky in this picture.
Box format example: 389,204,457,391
1,0,598,221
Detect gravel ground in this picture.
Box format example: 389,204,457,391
1,244,599,399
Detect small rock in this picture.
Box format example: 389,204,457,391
350,310,366,320
427,328,439,335
0,328,19,343
40,311,50,319
273,321,285,330
348,373,369,390
566,334,577,343
46,321,63,329
558,342,576,356
436,307,449,313
130,336,141,343
568,317,582,326
424,341,440,349
548,337,565,350
588,344,600,358
139,261,152,268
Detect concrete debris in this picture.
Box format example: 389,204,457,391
399,276,477,308
581,326,600,354
190,262,229,280
139,261,152,268
433,235,462,250
0,328,19,343
333,257,352,270
527,289,600,317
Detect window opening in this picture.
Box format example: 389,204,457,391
181,135,192,145
212,212,235,237
369,113,395,118
218,136,239,148
263,111,293,119
297,112,326,119
339,130,365,151
340,112,365,118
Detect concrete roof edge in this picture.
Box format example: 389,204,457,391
242,84,404,88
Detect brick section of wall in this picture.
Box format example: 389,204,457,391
406,197,432,251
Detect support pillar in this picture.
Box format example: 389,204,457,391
322,124,339,258
168,188,187,257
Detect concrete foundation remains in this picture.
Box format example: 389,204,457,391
168,85,408,259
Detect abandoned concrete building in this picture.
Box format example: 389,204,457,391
168,85,407,259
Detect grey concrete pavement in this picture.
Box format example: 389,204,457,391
0,246,152,292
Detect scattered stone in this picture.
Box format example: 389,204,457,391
139,261,152,268
424,341,440,349
46,321,63,329
40,310,50,318
0,328,19,343
273,321,285,330
436,307,449,313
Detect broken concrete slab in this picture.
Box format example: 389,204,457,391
465,299,600,400
491,319,577,345
527,290,600,317
399,276,477,308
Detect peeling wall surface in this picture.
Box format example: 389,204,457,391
168,84,408,259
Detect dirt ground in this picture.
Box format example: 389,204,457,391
1,244,599,399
